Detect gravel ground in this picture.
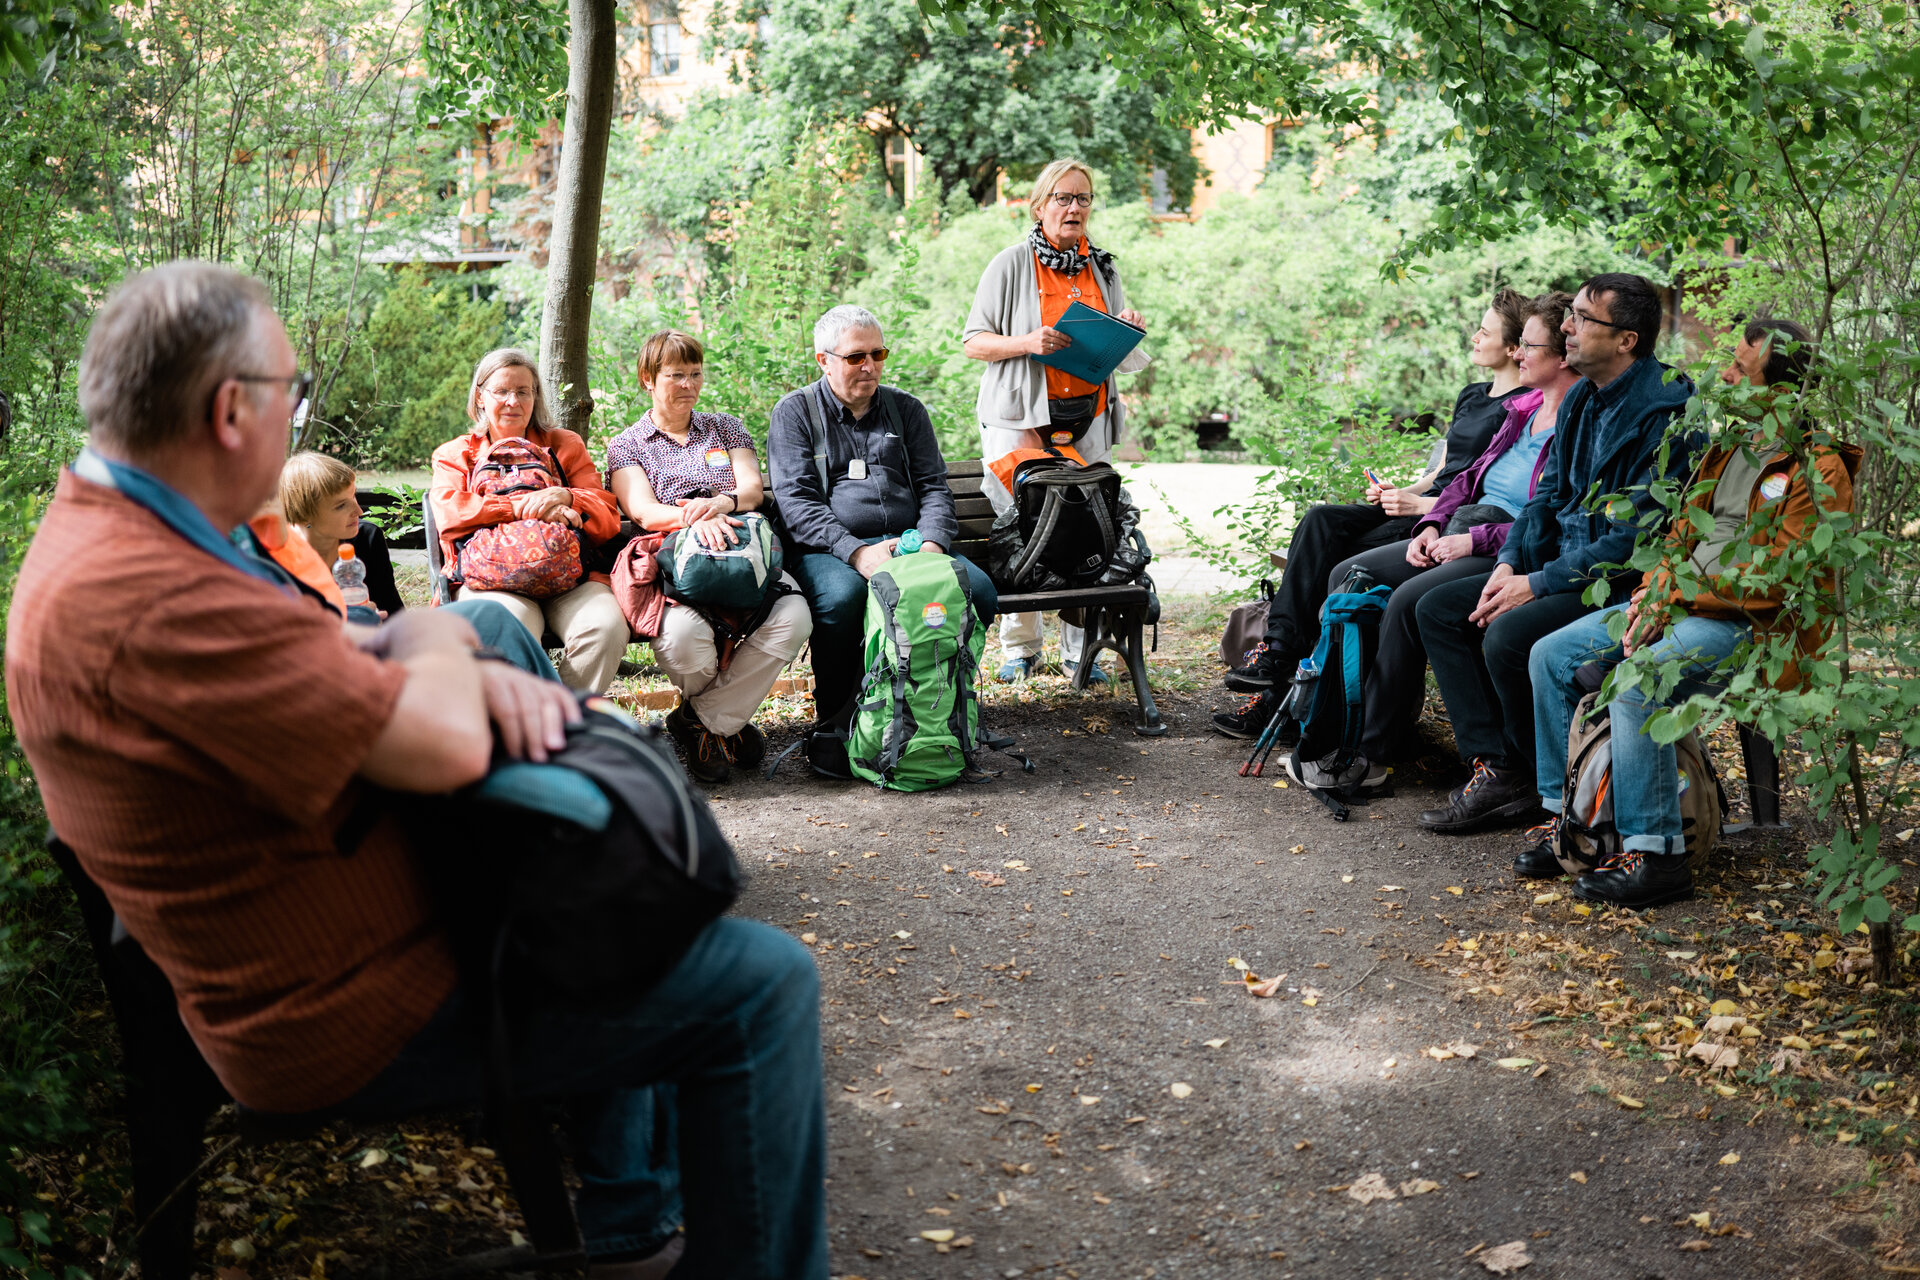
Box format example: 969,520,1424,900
708,684,1886,1280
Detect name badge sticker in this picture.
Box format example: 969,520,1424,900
848,459,869,480
705,447,730,468
1759,473,1789,502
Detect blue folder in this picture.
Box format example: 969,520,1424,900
1033,301,1146,386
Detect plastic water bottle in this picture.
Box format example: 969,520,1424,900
896,528,923,555
333,544,370,607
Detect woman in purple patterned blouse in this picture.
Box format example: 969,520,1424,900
605,330,812,784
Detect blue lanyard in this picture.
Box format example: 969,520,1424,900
71,448,301,597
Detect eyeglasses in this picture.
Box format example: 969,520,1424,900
1514,339,1553,352
653,369,703,386
483,386,539,403
827,347,891,366
1047,192,1095,209
232,371,312,449
1570,308,1632,332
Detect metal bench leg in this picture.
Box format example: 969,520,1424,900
1119,609,1166,736
1739,724,1786,829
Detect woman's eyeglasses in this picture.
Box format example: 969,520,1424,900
1047,193,1095,209
827,347,891,366
1514,339,1552,352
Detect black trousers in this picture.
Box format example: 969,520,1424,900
1324,541,1494,763
1416,572,1596,773
1260,504,1416,681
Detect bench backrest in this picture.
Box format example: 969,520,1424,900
945,458,994,570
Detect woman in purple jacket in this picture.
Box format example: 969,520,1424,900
1319,291,1580,781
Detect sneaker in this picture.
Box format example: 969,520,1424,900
1416,758,1541,833
998,655,1039,682
1063,659,1109,686
1512,817,1563,879
1224,642,1283,692
1571,850,1694,909
727,722,767,768
1285,753,1389,793
1211,690,1289,740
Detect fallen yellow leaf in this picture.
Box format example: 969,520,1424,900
1227,957,1250,971
800,932,817,944
1025,1083,1041,1092
1341,875,1355,883
1614,1094,1645,1110
1495,1057,1534,1070
1169,1082,1193,1099
1688,1211,1711,1230
1400,1178,1441,1196
1719,1152,1739,1165
1533,891,1561,905
1080,1095,1101,1105
1569,1170,1587,1184
921,1228,955,1243
1709,999,1742,1016
1446,886,1464,895
1203,1038,1228,1048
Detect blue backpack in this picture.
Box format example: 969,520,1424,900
1240,567,1391,820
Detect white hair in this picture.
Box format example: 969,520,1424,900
813,305,884,355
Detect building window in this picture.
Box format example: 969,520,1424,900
648,0,682,76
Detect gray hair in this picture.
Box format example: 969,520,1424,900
466,347,555,433
813,305,884,356
78,261,273,454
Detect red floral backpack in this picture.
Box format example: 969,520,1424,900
456,436,585,599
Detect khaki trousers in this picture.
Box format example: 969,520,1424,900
457,579,630,693
652,575,813,736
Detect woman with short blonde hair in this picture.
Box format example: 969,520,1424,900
961,158,1148,684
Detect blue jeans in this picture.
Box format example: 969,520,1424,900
442,597,561,681
791,540,998,717
1530,604,1750,854
339,918,825,1277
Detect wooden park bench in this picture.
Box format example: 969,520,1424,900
414,466,1169,737
48,835,586,1279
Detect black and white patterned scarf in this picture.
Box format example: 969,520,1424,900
1028,222,1114,280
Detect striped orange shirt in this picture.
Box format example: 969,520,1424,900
6,472,455,1112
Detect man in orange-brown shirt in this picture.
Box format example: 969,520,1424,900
6,262,827,1279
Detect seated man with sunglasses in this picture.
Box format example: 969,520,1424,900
769,305,999,778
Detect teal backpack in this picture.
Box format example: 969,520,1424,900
659,511,782,610
849,552,996,791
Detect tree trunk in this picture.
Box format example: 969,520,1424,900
538,0,617,439
1869,919,1897,983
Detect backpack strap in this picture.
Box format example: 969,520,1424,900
801,380,834,497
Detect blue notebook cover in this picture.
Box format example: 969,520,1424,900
1033,301,1145,386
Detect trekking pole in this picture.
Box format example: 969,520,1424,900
1238,698,1290,778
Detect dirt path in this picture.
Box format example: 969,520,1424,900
713,685,1890,1280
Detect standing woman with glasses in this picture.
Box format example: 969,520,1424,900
963,158,1145,684
429,347,630,692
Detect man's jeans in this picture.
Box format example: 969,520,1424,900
792,539,998,719
338,918,827,1278
1530,604,1750,855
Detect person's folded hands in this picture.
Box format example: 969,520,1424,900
690,514,742,550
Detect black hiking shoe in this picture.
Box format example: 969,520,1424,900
1572,851,1694,910
727,722,767,768
1212,690,1289,740
804,730,854,780
1417,758,1541,833
669,702,731,784
1513,818,1563,879
1224,642,1284,692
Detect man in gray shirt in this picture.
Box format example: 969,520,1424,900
769,305,998,775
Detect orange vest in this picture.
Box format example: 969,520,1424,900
1036,244,1108,417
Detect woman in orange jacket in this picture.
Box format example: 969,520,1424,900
430,347,629,692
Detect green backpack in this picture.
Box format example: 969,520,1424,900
849,552,988,791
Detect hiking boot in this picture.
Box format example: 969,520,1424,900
1572,851,1694,910
1417,759,1540,833
804,730,854,781
665,701,704,758
727,722,767,768
686,728,732,785
1224,642,1284,692
998,655,1039,682
1512,818,1563,879
1063,659,1109,686
1211,690,1289,740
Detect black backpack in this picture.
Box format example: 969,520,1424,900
988,453,1126,590
381,695,742,1112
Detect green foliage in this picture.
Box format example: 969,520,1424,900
327,267,510,465
420,0,568,144
753,0,1200,208
0,0,113,79
604,90,805,246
